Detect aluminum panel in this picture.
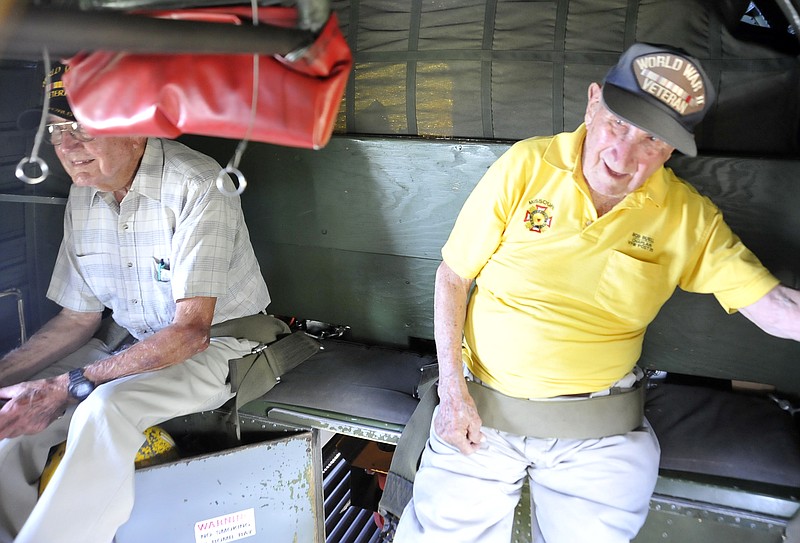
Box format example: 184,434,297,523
116,432,323,543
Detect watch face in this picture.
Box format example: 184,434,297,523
68,369,95,400
72,382,94,398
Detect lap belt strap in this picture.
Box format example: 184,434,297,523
209,313,289,344
466,378,646,439
785,508,800,543
378,373,644,530
378,380,439,531
210,314,321,439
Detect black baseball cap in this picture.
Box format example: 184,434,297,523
601,43,715,156
17,62,74,130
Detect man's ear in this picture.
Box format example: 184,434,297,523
585,82,602,125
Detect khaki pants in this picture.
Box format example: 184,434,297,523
394,405,660,543
0,335,251,543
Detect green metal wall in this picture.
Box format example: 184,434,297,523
185,135,501,349
0,61,70,356
184,134,800,394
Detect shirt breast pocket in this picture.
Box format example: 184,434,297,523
595,251,674,325
75,252,117,307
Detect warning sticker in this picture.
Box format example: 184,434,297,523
194,508,256,543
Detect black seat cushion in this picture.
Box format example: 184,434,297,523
258,339,435,426
263,344,800,488
646,383,800,487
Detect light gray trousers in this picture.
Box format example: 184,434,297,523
0,334,249,543
394,405,661,543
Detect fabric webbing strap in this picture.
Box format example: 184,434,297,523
467,379,646,439
209,313,289,344
210,314,321,439
785,508,800,543
94,318,135,353
379,373,645,527
378,381,439,521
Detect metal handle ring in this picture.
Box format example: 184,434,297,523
216,166,247,197
15,156,50,185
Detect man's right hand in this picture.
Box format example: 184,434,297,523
434,380,485,454
0,375,70,439
431,260,483,454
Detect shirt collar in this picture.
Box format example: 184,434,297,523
130,138,163,202
89,138,163,207
543,124,669,208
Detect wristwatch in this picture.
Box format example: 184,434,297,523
67,368,95,401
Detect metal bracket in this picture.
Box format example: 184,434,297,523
769,393,800,416
0,289,27,345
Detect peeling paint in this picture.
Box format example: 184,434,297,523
117,432,324,543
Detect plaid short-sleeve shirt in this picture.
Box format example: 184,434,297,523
47,138,270,340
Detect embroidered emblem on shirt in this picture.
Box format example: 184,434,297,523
524,199,554,233
628,232,654,252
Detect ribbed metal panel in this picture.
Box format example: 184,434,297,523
322,442,382,543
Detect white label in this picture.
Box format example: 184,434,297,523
194,508,256,543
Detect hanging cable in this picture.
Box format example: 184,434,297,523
774,0,800,40
216,0,260,197
15,49,51,185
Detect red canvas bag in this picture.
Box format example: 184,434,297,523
62,6,351,149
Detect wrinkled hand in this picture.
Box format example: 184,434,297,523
0,377,69,439
434,382,485,455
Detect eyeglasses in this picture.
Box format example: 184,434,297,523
45,121,95,145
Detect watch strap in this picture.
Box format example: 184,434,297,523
67,368,95,401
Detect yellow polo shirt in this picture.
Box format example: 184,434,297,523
442,125,779,398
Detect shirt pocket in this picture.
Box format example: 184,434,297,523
595,250,673,326
75,252,117,307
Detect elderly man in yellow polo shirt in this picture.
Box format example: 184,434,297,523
394,42,800,543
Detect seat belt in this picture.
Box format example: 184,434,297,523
378,379,439,536
466,378,646,439
785,508,800,543
210,314,321,439
209,313,290,344
378,371,646,535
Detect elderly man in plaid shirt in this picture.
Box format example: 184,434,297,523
0,64,271,543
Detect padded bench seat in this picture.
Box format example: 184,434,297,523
254,339,434,428
254,339,800,489
646,382,800,488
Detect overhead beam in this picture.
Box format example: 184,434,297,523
0,4,315,60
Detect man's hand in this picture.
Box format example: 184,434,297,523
434,380,485,454
0,375,69,439
0,297,217,441
432,260,484,454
